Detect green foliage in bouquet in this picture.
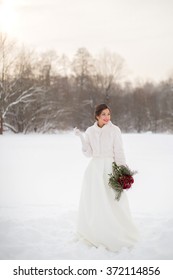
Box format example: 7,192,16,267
108,162,137,201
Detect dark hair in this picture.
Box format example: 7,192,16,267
94,103,111,120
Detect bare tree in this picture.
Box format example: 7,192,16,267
72,47,95,92
57,54,71,77
0,33,17,133
36,50,59,85
1,44,40,132
94,49,126,103
71,48,97,126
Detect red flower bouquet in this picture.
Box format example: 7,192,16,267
108,162,137,201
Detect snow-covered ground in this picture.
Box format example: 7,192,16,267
0,132,173,260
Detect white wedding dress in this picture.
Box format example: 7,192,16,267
77,122,139,252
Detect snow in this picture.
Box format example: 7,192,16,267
0,132,173,260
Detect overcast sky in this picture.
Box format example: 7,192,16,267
0,0,173,82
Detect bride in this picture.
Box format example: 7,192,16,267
74,103,139,252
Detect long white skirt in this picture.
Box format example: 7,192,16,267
77,157,139,252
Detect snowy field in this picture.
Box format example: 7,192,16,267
0,131,173,260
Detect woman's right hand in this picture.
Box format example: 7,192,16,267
74,127,82,137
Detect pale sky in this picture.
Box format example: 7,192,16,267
0,0,173,82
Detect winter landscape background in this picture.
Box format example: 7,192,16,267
0,131,173,260
0,0,173,262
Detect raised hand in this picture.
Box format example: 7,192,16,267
74,127,82,137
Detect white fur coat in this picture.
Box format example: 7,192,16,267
81,121,126,166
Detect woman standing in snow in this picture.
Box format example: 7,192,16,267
74,103,139,252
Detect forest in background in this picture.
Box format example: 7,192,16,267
0,33,172,134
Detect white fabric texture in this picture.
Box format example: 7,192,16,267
77,121,139,251
82,121,126,165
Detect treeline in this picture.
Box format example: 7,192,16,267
0,33,172,134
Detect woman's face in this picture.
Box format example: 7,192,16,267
96,108,111,127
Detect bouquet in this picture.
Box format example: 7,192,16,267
108,162,137,201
